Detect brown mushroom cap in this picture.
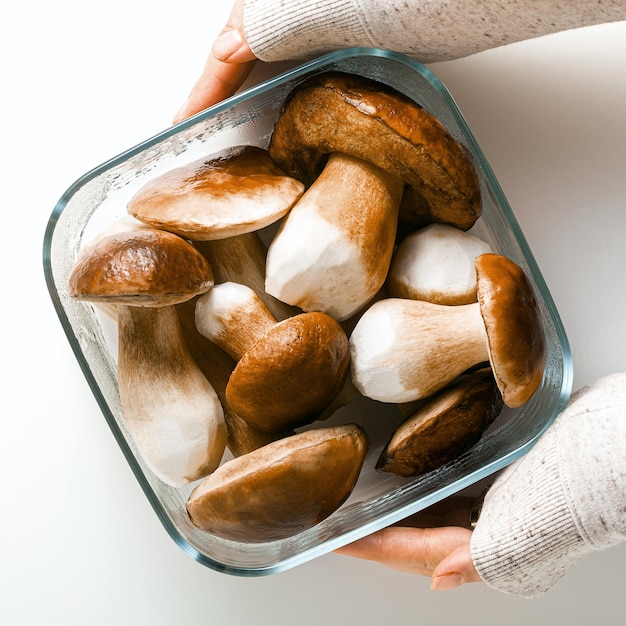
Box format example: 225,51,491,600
176,298,295,457
268,72,481,231
126,145,305,240
225,311,350,432
476,253,547,407
186,424,370,542
376,368,503,477
68,228,213,306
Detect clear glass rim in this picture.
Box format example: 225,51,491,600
42,47,574,577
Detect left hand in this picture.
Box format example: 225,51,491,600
173,0,257,123
334,497,483,590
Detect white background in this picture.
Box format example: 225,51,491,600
2,2,625,624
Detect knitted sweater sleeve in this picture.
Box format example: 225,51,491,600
243,0,626,64
469,373,626,598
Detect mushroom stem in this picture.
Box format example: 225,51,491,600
265,152,403,321
387,224,493,305
195,282,277,361
350,298,489,404
195,233,298,322
117,304,228,485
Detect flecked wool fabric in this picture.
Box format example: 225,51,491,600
244,0,626,63
470,373,626,597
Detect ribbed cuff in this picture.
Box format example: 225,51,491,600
470,429,588,598
471,373,626,597
244,0,371,62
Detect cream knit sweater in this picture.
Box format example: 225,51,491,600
471,373,626,597
240,0,626,597
244,0,626,63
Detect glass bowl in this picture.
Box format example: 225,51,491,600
43,48,573,576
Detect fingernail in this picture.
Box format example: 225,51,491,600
212,29,243,61
431,573,464,591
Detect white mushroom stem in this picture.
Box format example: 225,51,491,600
265,152,404,321
195,233,297,321
388,224,493,305
117,304,228,486
349,298,489,404
195,282,276,361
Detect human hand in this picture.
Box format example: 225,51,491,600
334,497,483,590
173,0,257,123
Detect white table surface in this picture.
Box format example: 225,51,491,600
3,2,625,624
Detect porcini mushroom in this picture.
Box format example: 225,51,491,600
387,223,493,305
186,424,370,542
195,282,350,432
349,253,547,408
126,145,305,240
265,72,481,321
176,297,295,457
68,228,228,486
376,368,503,477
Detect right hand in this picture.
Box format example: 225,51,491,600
334,496,484,591
173,0,258,123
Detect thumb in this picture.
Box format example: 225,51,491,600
430,543,482,591
211,27,256,64
173,55,256,122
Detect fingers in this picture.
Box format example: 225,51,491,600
431,543,483,590
334,527,433,576
212,28,256,63
335,493,487,589
398,496,475,529
335,526,473,578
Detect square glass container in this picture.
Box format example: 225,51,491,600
43,48,573,576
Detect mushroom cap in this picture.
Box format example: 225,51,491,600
68,228,213,306
127,145,305,240
476,253,547,407
376,368,503,477
388,223,493,305
186,424,370,542
268,72,481,230
225,311,350,432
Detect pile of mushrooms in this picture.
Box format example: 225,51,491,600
67,71,547,542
